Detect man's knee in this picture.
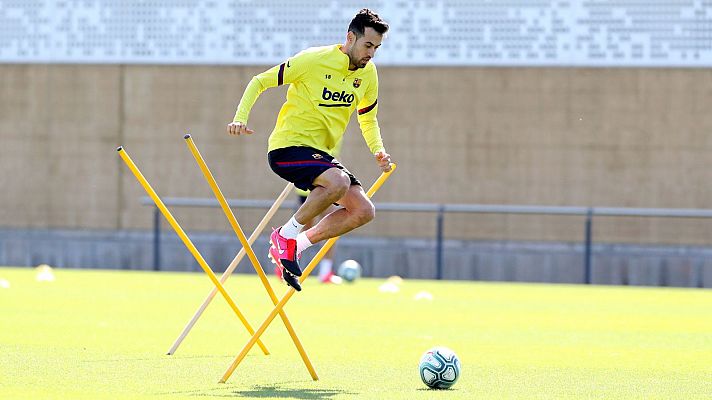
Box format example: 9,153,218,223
321,170,350,199
354,200,375,226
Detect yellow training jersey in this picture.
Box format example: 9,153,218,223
233,44,384,155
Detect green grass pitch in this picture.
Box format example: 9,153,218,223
1,266,711,399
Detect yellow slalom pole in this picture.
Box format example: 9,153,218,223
184,134,318,380
219,163,397,383
116,146,269,355
166,182,292,355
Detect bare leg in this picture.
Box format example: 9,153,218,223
293,168,350,225
304,185,375,243
302,204,338,260
303,202,338,282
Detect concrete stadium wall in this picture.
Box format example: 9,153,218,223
1,65,712,247
0,228,710,288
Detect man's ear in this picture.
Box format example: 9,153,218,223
346,31,356,45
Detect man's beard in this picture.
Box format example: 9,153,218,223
349,51,366,69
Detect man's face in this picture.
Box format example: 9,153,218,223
348,27,383,69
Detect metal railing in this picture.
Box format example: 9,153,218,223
141,196,712,282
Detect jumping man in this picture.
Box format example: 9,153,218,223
277,136,344,285
227,9,392,291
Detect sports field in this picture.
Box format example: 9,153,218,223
1,266,710,399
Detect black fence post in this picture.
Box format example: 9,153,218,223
153,206,161,271
584,208,593,284
435,205,444,280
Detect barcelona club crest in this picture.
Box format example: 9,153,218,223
353,78,362,88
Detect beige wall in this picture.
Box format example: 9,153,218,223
1,65,711,244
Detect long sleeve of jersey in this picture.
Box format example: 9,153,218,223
233,54,310,123
232,44,385,156
356,71,384,154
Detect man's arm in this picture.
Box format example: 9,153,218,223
357,71,392,172
228,52,309,135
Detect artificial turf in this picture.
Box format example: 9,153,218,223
1,266,710,399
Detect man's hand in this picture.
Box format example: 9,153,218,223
227,121,255,136
374,151,392,172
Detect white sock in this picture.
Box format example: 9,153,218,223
318,259,334,280
296,232,313,255
280,215,304,239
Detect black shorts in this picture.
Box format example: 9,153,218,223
268,146,361,192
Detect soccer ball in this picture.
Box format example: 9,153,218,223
337,259,361,282
418,346,461,389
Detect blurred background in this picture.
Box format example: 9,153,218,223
1,0,711,287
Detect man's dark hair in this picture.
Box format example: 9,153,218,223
348,8,389,37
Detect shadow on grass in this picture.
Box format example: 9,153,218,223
230,384,355,399
162,384,355,399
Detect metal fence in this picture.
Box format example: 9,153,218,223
142,197,712,282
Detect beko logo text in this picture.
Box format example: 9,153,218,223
322,87,355,103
